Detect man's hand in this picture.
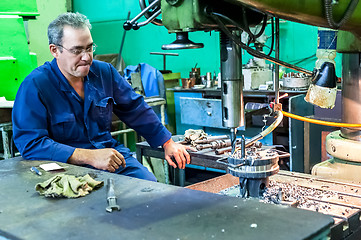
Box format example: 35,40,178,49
68,148,126,172
163,138,196,169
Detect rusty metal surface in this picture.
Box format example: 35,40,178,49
186,174,240,194
188,171,361,239
0,158,334,240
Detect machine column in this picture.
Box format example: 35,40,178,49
341,53,361,140
220,31,244,152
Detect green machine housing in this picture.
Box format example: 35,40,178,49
0,0,38,100
161,0,361,53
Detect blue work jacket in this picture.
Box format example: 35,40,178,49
12,59,171,162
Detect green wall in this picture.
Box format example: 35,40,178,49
72,1,342,78
28,0,69,66
73,0,220,77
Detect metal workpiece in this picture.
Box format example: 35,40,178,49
215,140,263,155
195,143,212,151
0,158,334,240
193,134,229,144
195,139,233,151
210,139,233,149
220,31,244,129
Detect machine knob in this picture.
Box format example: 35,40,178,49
123,21,132,30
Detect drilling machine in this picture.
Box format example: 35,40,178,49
124,0,361,196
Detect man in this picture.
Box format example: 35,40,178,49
12,12,191,181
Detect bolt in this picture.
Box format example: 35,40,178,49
331,146,336,152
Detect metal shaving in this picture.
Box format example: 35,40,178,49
261,180,338,211
219,180,338,212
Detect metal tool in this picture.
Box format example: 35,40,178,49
106,178,120,213
30,166,42,176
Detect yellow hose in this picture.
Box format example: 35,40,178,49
282,111,361,128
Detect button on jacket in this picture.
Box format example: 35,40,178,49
12,59,171,162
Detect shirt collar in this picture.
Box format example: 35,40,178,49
50,58,98,92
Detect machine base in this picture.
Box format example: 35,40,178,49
187,171,361,239
312,158,361,183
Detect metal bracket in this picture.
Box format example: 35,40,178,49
216,157,245,168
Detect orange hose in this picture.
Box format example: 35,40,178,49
282,111,361,128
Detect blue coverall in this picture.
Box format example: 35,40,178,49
12,59,172,181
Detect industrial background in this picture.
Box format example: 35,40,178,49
2,0,361,239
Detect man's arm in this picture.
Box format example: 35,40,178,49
163,138,195,169
12,77,76,162
68,148,125,172
110,65,172,148
108,64,196,169
13,79,125,172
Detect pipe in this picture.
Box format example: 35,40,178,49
235,111,284,152
215,111,284,155
282,110,361,128
209,12,314,76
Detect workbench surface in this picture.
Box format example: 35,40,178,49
0,158,333,240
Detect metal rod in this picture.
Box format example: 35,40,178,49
231,128,237,154
128,0,160,25
150,52,179,71
241,135,245,158
194,135,229,144
116,11,131,70
274,18,280,104
137,9,161,27
163,55,166,70
216,111,284,155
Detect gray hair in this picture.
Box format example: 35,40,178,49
48,12,92,46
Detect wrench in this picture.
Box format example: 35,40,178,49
106,178,121,213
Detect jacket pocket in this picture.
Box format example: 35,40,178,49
94,97,115,131
50,113,76,141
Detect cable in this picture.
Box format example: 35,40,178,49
241,8,268,43
324,0,359,29
282,110,361,128
209,11,314,76
248,17,274,56
266,17,274,56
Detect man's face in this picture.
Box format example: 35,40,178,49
50,25,94,81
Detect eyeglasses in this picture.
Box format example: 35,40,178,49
57,43,97,56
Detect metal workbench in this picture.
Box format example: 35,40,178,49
0,157,333,240
136,136,227,186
